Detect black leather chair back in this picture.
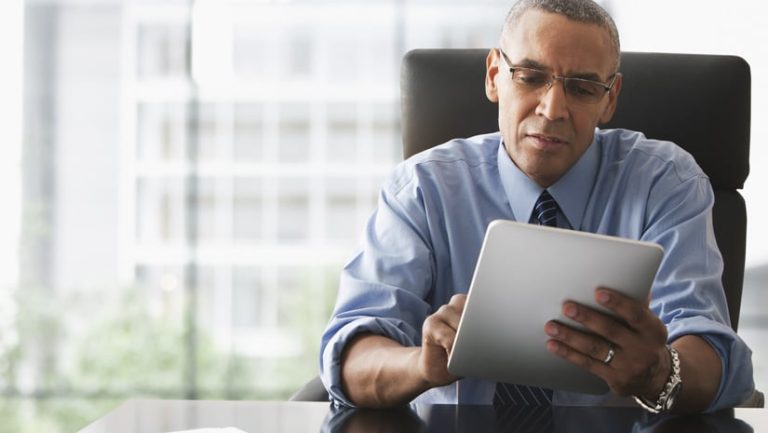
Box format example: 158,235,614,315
401,49,750,330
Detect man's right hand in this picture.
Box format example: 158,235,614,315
340,294,467,407
418,294,467,386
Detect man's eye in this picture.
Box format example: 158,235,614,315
569,82,599,96
515,72,548,85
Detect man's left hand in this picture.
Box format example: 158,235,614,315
544,288,671,399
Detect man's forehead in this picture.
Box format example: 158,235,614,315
501,10,617,75
512,57,604,81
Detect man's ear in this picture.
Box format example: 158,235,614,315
599,73,622,124
485,49,500,103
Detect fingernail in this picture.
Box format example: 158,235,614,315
564,304,578,318
546,340,561,355
597,291,611,305
545,323,559,337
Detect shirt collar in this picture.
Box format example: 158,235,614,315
496,132,600,229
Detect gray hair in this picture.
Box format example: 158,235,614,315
502,0,620,70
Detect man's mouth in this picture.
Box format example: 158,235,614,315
526,133,569,149
527,133,567,144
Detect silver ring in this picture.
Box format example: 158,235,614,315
603,344,616,365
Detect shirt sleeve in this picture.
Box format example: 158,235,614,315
642,172,755,411
319,174,436,407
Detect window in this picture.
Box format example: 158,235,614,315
325,178,358,241
233,103,264,162
276,178,310,240
11,3,766,432
326,103,358,163
136,24,189,80
277,104,311,164
137,103,187,162
233,178,263,241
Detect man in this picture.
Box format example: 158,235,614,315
320,0,755,412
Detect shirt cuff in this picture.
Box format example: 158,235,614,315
320,316,421,407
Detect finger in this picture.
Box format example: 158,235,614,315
422,315,456,351
545,320,616,364
422,295,468,354
561,301,633,346
546,338,612,379
447,294,467,318
594,288,661,332
437,295,467,329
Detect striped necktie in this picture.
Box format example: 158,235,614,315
494,382,553,406
493,190,559,407
534,190,558,227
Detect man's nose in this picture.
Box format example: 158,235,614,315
534,79,569,121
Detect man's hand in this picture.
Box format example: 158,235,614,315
545,287,723,413
543,288,671,399
418,294,466,387
340,294,466,407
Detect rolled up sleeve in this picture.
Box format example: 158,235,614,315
319,175,435,406
644,174,755,411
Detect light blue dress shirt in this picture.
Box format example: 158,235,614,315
320,129,755,410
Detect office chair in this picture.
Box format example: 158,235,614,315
401,49,750,332
289,49,752,402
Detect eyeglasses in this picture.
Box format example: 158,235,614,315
498,48,618,105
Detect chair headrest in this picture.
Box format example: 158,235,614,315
401,49,750,189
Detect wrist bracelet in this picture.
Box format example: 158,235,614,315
632,345,683,413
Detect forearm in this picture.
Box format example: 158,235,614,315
340,333,431,407
669,335,722,412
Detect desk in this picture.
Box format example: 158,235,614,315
77,399,767,433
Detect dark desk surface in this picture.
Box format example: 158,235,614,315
77,399,767,433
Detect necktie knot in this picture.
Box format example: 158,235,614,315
534,190,558,227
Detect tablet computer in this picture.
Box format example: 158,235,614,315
447,220,664,394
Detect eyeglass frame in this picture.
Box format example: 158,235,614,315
497,48,619,104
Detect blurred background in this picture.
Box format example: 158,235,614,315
0,1,765,432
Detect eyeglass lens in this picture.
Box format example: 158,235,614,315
512,68,608,104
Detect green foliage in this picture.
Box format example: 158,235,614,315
67,289,260,397
0,263,346,430
67,290,188,393
6,289,68,391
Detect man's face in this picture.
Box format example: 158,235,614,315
485,10,622,187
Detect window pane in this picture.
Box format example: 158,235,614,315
277,104,310,163
193,103,225,162
136,179,184,243
137,103,187,162
136,24,188,79
191,178,219,241
284,30,312,79
326,178,357,241
370,102,399,163
326,104,357,163
276,178,309,240
232,266,263,328
233,178,262,241
233,103,264,162
277,266,307,326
